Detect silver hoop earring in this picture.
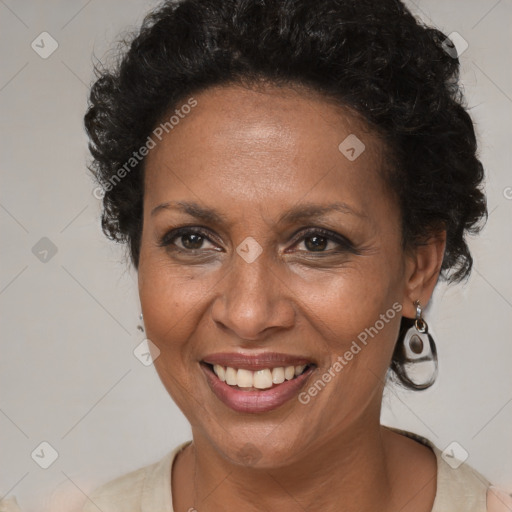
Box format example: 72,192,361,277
395,300,438,390
137,312,144,333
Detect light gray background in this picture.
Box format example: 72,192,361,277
1,1,511,510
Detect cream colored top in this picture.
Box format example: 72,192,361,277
1,429,510,512
78,429,495,512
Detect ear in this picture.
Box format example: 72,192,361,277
402,230,447,319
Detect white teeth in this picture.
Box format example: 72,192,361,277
271,367,285,384
295,365,306,376
253,369,273,389
236,369,254,388
225,367,237,385
284,366,295,380
211,364,309,388
213,364,225,382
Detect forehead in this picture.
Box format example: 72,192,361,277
143,83,393,220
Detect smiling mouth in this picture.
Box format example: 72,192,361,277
201,362,315,391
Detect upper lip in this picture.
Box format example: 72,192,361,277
202,352,315,371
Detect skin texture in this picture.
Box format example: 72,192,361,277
138,83,446,512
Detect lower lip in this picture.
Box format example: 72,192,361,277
200,363,315,413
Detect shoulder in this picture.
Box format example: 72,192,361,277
487,487,512,511
81,463,148,512
431,441,490,511
386,426,493,511
82,441,191,512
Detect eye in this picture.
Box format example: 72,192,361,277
158,226,356,256
158,227,220,252
289,228,355,254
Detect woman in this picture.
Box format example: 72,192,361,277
75,0,509,510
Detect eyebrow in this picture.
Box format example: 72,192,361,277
151,201,230,224
150,200,366,225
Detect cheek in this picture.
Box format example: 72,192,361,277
294,268,402,423
138,257,212,411
137,244,227,387
139,264,209,343
290,258,401,337
139,233,198,299
286,259,404,401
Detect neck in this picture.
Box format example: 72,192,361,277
178,413,400,512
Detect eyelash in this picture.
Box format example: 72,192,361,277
157,226,357,255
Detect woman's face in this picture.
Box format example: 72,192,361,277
138,83,418,467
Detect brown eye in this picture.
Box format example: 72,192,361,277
289,228,357,255
158,227,219,252
180,232,205,250
304,235,328,251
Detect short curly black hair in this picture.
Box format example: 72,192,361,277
84,0,487,388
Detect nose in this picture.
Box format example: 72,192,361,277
210,248,295,341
